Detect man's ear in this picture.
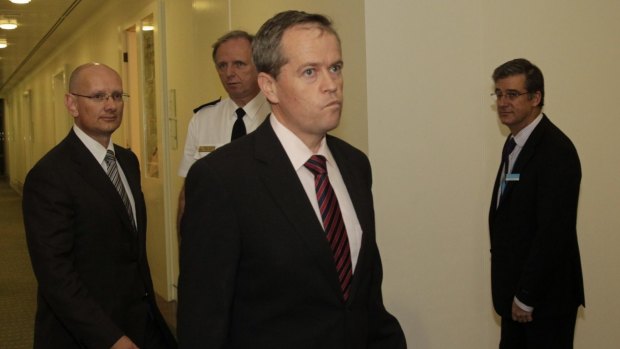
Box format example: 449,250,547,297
257,72,279,104
531,91,542,107
65,93,79,118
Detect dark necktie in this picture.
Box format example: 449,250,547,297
231,108,246,141
499,137,517,202
104,150,136,230
502,136,517,175
304,155,353,301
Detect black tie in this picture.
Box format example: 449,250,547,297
231,108,246,141
502,137,517,174
498,137,517,203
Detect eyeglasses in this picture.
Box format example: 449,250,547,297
491,90,529,101
70,92,129,102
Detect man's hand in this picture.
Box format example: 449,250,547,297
111,335,139,349
511,300,533,323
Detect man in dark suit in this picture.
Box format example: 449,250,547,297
23,63,177,349
178,10,406,349
489,58,585,349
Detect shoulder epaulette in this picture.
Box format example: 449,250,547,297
193,97,222,113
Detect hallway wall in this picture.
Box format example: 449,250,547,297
366,0,620,347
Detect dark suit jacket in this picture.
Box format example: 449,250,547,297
489,115,585,318
178,120,406,348
23,130,176,349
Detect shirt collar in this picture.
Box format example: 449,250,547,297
73,124,115,164
232,92,267,121
269,114,333,171
512,112,543,147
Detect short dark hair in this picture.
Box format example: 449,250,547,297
493,58,545,107
212,30,254,61
253,10,340,78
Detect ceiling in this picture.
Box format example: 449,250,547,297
0,0,103,94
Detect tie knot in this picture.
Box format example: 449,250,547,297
235,108,246,119
105,150,116,163
304,155,327,176
502,137,517,159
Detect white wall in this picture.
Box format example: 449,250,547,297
366,0,620,347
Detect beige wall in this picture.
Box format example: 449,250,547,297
366,0,620,347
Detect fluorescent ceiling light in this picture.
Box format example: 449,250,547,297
10,0,32,4
0,19,18,30
142,25,154,31
0,39,8,49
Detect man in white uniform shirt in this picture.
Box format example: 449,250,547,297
177,30,271,226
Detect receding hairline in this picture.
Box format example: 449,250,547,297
212,31,254,61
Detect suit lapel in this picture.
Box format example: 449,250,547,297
66,131,138,242
327,136,374,301
253,122,345,299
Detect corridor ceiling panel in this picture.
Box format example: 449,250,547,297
0,0,102,94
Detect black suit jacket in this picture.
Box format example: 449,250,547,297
178,120,406,348
23,130,176,349
489,115,585,318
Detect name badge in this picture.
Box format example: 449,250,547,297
198,145,216,152
506,173,520,182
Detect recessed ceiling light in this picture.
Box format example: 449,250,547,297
10,0,32,4
0,19,18,30
142,25,154,31
0,39,8,49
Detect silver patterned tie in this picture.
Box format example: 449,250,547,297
104,150,136,230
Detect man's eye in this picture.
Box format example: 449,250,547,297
330,64,342,73
111,93,124,101
303,68,315,76
506,92,519,98
93,93,107,101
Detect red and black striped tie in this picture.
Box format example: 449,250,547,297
304,155,353,301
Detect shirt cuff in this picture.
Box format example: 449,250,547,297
514,296,534,312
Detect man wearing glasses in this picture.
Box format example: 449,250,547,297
23,63,177,349
488,58,584,349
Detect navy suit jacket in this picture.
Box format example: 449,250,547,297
178,119,406,348
489,115,585,318
23,130,176,349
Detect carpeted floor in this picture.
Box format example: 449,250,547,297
0,178,36,349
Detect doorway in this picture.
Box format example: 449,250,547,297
123,9,176,301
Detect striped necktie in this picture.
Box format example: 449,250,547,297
104,150,136,230
304,155,353,301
